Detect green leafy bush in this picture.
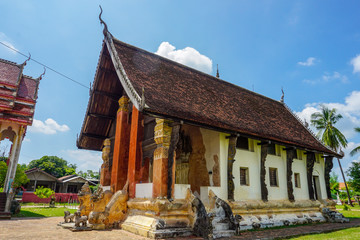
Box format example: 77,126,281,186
34,186,54,199
343,204,351,211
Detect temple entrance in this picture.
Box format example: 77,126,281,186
175,130,192,185
313,176,322,200
175,152,190,184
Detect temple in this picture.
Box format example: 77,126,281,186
0,58,41,219
76,21,341,238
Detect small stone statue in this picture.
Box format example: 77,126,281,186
74,211,88,228
64,211,75,223
49,196,56,208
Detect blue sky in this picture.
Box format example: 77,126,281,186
0,1,359,180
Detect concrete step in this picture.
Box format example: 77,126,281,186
0,212,11,220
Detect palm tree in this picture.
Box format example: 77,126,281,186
350,127,360,156
311,105,352,205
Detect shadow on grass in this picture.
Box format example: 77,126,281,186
12,210,46,218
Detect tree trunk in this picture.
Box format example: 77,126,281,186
337,158,353,206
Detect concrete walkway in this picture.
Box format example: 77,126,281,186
0,217,359,240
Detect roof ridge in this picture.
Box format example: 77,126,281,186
0,58,21,67
283,103,337,156
22,74,40,82
111,36,285,106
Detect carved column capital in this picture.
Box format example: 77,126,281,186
118,96,129,112
154,118,173,147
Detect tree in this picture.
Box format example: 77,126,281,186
27,156,76,178
330,172,339,198
0,161,29,190
350,127,360,157
78,170,100,180
311,106,348,150
311,105,352,205
347,162,360,193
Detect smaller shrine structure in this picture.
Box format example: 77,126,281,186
0,58,41,218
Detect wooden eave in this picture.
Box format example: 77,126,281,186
77,43,124,150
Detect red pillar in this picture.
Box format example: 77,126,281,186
127,106,143,198
111,96,131,192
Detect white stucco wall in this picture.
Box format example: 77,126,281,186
292,156,309,200
200,128,220,186
233,139,261,200
218,133,229,200
197,127,327,202
313,154,327,200
265,148,288,200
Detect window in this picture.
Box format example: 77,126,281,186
236,136,249,150
267,143,276,155
294,173,301,188
269,168,278,187
240,167,249,186
296,150,303,160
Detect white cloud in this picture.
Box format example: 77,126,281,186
295,91,360,179
23,137,31,143
303,71,348,85
28,118,70,135
295,91,360,140
322,72,348,83
298,57,316,66
64,149,102,172
351,54,360,74
155,42,213,74
0,32,18,53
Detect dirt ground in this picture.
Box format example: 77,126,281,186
1,217,360,240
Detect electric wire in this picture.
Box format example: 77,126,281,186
0,41,89,89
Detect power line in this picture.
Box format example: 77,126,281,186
0,41,89,89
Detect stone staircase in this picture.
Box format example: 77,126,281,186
0,192,11,219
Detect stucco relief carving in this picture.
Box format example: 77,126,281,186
212,155,220,187
324,156,334,199
260,143,269,201
182,125,209,194
227,136,237,201
286,148,296,202
306,152,316,200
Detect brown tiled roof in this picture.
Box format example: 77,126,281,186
78,35,337,156
0,58,40,125
110,37,336,156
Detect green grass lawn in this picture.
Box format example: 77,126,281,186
21,202,79,207
13,207,77,218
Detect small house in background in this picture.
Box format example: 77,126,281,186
24,168,59,192
24,168,96,193
57,175,96,193
22,168,96,203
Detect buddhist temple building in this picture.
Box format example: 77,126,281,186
76,19,341,238
0,58,41,219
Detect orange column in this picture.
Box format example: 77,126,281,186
127,106,143,198
111,96,131,192
152,119,172,198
